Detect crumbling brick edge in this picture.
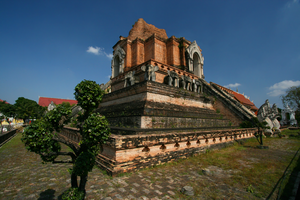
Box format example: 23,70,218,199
60,127,257,176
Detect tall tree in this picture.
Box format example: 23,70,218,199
282,86,300,124
282,86,300,111
22,80,110,199
14,97,45,122
0,100,16,118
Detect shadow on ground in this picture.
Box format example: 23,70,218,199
38,189,56,200
279,151,300,199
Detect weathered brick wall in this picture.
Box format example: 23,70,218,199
213,99,243,126
124,43,132,69
60,127,256,176
154,38,167,63
104,81,213,108
127,18,168,41
144,37,154,62
131,39,138,66
166,37,180,66
99,81,231,130
117,35,188,70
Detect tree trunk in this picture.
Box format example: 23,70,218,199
79,174,88,193
257,127,263,146
71,172,78,188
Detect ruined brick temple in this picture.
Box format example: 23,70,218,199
62,18,257,175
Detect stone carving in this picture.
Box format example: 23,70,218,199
164,70,179,87
111,45,126,78
100,80,111,91
71,105,83,118
141,64,159,81
257,99,280,135
193,79,202,93
124,70,137,87
180,75,192,91
47,101,56,111
281,104,298,126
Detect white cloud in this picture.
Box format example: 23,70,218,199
268,80,300,96
286,0,299,8
87,46,100,55
105,53,113,59
86,46,112,59
224,83,241,89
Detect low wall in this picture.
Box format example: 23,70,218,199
60,127,256,176
0,129,18,147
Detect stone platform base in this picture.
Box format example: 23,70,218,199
60,127,257,176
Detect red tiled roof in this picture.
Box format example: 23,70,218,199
233,92,258,111
213,83,258,111
0,99,10,104
38,97,77,107
232,92,254,106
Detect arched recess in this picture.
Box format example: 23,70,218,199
113,55,120,77
186,41,204,78
111,45,126,78
193,52,200,77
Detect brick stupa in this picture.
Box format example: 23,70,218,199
62,19,257,175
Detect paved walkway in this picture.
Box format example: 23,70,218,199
0,133,297,200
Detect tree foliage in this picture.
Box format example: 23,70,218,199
282,86,300,125
240,117,269,145
15,97,46,121
22,80,110,198
0,100,16,118
282,86,300,111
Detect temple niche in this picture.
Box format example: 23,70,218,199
111,45,126,78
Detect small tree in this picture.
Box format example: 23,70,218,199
240,117,269,146
22,80,110,198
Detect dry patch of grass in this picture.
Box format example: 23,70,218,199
137,133,300,199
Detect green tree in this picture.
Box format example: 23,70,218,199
282,86,300,124
282,86,300,111
22,80,110,198
240,117,269,146
14,97,45,122
0,100,16,118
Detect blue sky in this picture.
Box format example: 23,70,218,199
1,0,299,109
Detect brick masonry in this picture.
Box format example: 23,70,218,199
60,127,256,176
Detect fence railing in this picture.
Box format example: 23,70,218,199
0,129,18,147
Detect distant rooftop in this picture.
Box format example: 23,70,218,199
38,97,77,107
0,99,10,104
